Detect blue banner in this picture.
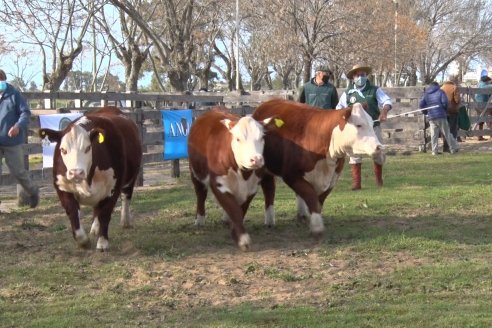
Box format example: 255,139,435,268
161,109,192,160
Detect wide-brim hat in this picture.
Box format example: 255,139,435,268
346,64,372,80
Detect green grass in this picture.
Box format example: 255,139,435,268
1,152,492,327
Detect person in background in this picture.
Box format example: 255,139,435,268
419,81,459,155
336,64,391,191
0,68,39,208
474,75,492,141
298,65,339,109
441,77,461,149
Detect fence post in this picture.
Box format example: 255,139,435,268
74,90,82,108
43,90,53,109
134,108,145,186
126,91,135,108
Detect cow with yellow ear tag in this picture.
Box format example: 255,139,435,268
39,106,142,251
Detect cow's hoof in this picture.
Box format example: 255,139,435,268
238,234,251,251
96,237,109,252
195,214,206,226
264,216,275,227
75,229,90,249
309,213,325,234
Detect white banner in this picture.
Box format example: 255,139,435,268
39,113,82,168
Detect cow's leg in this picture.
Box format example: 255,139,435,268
285,178,323,235
241,193,256,223
120,180,137,228
317,158,345,224
211,188,250,251
260,173,276,227
296,195,309,223
318,188,333,207
191,174,208,226
59,192,90,248
93,194,120,251
120,194,131,228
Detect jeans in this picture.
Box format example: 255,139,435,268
0,144,38,196
429,118,458,154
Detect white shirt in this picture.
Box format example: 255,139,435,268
336,84,392,109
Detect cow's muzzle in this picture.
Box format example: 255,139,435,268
249,154,264,169
372,146,386,165
68,168,86,182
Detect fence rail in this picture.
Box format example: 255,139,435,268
1,87,491,186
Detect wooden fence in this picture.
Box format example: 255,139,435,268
1,87,491,186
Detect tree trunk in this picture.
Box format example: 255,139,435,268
302,57,312,83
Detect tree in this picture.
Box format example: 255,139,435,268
0,0,94,91
110,0,224,92
90,0,152,92
411,0,492,84
264,0,346,84
1,48,39,89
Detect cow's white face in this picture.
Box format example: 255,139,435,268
222,116,268,170
59,119,93,182
330,103,384,161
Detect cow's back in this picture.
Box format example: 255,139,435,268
252,99,346,175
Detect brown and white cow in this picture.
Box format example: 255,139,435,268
188,109,274,250
39,107,142,251
252,99,384,234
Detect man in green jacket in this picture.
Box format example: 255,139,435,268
298,65,339,109
336,64,392,191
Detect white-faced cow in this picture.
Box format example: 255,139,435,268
188,109,275,251
252,99,384,235
39,107,142,251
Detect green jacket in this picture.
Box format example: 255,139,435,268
298,78,339,109
345,81,380,126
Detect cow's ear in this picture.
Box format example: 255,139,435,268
339,108,353,130
89,128,106,144
262,116,283,131
221,118,237,130
39,128,62,143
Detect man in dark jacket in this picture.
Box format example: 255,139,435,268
0,68,39,208
419,81,458,155
298,65,339,109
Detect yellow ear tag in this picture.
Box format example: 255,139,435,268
98,132,105,144
41,131,45,136
274,118,284,128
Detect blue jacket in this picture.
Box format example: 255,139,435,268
475,80,492,103
0,83,31,146
419,84,448,120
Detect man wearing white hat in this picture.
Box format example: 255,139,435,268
336,64,392,191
